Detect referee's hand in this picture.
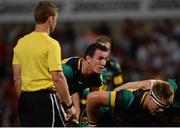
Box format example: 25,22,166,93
66,106,76,120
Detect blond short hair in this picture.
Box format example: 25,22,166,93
152,80,174,106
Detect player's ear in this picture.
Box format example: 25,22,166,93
48,16,53,24
85,56,91,63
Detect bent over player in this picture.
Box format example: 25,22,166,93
62,43,109,121
87,80,174,126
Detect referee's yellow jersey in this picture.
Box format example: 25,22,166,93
13,32,62,92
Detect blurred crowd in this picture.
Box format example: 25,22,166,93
0,18,179,126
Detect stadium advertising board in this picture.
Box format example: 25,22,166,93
0,0,180,22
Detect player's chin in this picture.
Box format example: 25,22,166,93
97,68,103,73
150,110,156,115
93,69,100,74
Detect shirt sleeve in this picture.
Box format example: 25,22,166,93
114,90,134,110
62,64,73,79
112,61,123,85
48,41,62,71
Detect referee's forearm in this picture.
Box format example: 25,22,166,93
56,80,72,106
53,72,72,106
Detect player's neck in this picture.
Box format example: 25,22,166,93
81,59,92,76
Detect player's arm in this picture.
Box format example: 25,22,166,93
86,91,109,125
12,64,22,98
113,80,154,91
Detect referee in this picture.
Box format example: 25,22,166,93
12,1,75,127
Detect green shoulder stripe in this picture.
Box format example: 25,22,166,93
62,64,73,79
123,90,134,109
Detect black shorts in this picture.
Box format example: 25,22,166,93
18,90,65,127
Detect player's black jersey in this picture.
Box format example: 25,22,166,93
113,89,152,126
62,57,102,95
114,89,148,114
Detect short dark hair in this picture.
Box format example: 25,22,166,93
83,43,108,58
95,35,111,44
34,1,58,24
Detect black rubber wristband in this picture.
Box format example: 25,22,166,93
65,103,73,109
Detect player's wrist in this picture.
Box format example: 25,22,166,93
65,102,73,110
